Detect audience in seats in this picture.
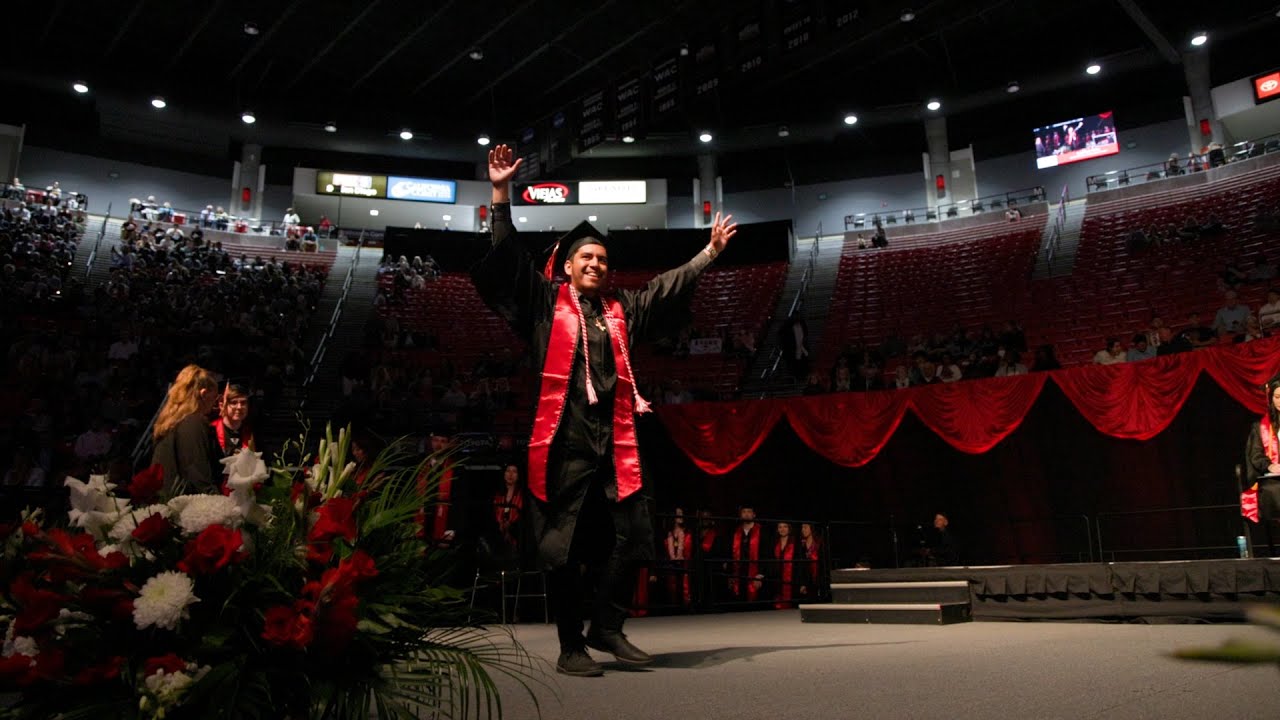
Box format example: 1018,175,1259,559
1126,334,1156,362
1213,289,1251,337
1093,337,1126,365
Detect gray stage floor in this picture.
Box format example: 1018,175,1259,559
490,611,1280,719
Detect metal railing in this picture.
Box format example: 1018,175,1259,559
84,203,111,281
1093,503,1249,561
130,382,170,470
843,185,1047,232
1040,185,1069,272
299,231,365,409
762,222,822,382
1084,130,1280,194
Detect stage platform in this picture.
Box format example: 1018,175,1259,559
830,558,1280,621
492,611,1278,720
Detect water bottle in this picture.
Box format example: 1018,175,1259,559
1237,535,1249,559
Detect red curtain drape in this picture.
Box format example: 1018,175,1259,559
907,373,1047,454
658,336,1280,474
654,399,783,475
784,391,911,467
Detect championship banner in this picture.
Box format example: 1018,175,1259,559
735,15,765,76
616,78,644,139
578,90,607,153
780,0,815,53
651,57,681,119
691,36,720,99
689,337,723,355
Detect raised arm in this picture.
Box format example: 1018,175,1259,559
625,212,737,342
471,144,552,338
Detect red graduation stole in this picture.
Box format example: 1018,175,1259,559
211,418,254,454
494,488,524,530
731,524,761,599
775,538,796,605
1243,416,1280,523
527,282,644,502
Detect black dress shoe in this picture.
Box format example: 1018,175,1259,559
585,630,653,666
556,649,604,677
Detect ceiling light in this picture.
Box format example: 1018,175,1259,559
468,48,484,60
1190,32,1208,47
680,43,690,57
243,22,260,36
1085,63,1101,75
399,129,413,140
518,216,528,223
323,122,337,133
72,82,89,94
241,111,256,124
151,96,167,109
477,134,491,146
926,99,941,111
588,215,598,221
622,135,636,143
698,131,713,143
1006,81,1020,93
442,214,452,221
369,209,379,216
843,114,858,125
900,9,916,22
778,125,790,137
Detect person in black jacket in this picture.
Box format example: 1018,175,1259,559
1245,376,1280,556
151,365,221,494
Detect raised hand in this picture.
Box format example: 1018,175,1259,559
488,144,522,187
709,211,737,254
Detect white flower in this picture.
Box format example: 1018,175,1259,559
108,504,173,544
167,495,241,535
65,475,130,540
141,663,211,716
54,608,93,638
133,572,199,631
3,623,37,659
221,448,268,491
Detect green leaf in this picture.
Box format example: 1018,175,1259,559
1172,638,1280,664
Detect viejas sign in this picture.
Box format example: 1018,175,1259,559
514,180,647,206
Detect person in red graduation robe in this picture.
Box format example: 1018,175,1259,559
729,505,764,604
211,382,255,458
770,522,803,609
472,144,737,677
1244,375,1280,556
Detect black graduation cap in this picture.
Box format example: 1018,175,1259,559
543,220,608,279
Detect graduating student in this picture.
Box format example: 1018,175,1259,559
729,505,765,604
1244,376,1280,556
798,522,823,600
210,382,255,457
472,144,736,677
769,521,803,609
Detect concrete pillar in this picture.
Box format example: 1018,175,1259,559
924,116,950,209
696,153,718,227
1183,49,1222,152
231,143,265,221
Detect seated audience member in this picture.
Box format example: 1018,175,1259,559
663,379,694,405
1156,326,1192,356
318,215,333,237
802,372,826,396
1180,312,1217,349
301,227,319,252
1238,315,1267,344
214,207,230,230
917,355,942,384
1004,207,1022,222
832,364,853,392
1093,337,1126,365
1213,289,1251,336
936,353,962,383
1126,333,1156,362
993,351,1028,377
1145,316,1166,350
850,364,884,392
892,366,912,389
1260,289,1280,331
1031,344,1061,371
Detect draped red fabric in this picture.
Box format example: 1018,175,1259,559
1049,353,1204,440
656,338,1280,475
784,392,911,467
654,399,783,474
1199,335,1280,414
908,373,1048,454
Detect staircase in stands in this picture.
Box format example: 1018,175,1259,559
800,576,972,625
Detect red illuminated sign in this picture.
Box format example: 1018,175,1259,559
1254,71,1280,104
520,182,572,205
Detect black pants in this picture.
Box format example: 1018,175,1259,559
548,476,639,652
1250,478,1280,557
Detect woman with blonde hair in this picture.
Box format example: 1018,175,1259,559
151,365,221,493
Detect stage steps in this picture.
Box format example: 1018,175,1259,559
800,580,973,625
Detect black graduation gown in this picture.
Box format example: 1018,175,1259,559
471,202,711,569
1245,421,1280,553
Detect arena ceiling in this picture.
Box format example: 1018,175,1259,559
5,0,1279,186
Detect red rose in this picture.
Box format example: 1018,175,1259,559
143,653,187,677
128,464,165,502
72,656,124,686
306,541,333,565
10,574,66,634
177,525,245,575
309,497,357,544
131,513,173,547
0,654,35,686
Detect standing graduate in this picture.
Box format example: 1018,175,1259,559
1244,376,1280,556
769,521,803,609
729,505,764,604
472,145,736,677
211,382,255,458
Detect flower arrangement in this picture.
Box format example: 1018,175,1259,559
0,424,543,719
